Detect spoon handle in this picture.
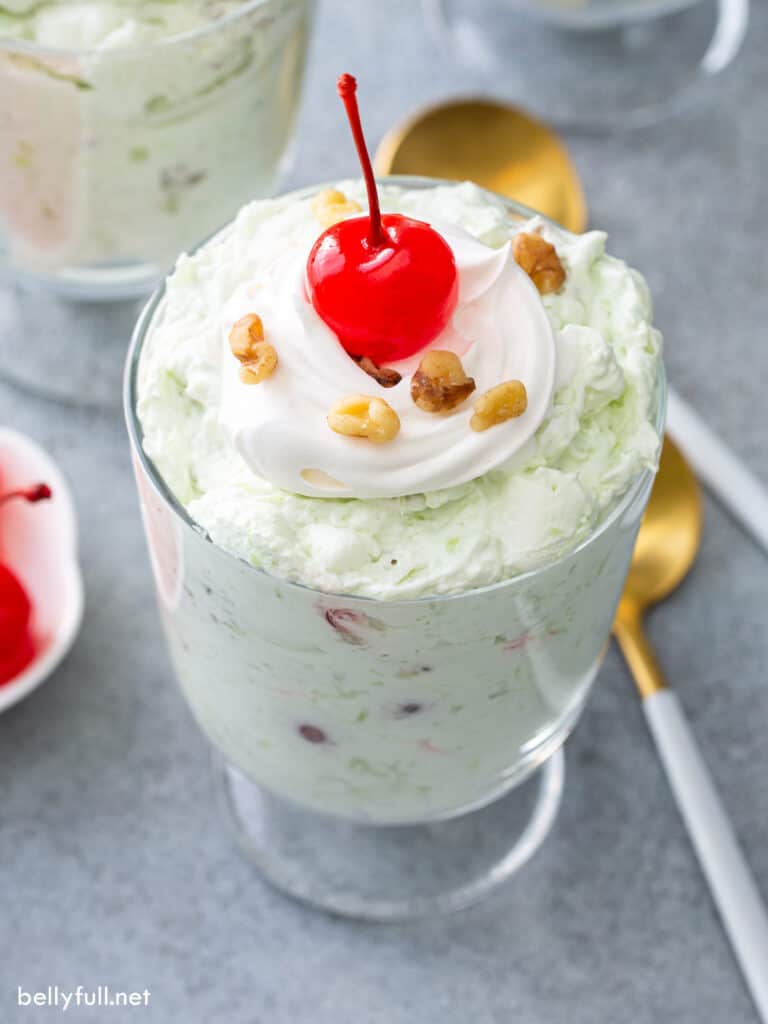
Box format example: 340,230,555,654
644,689,768,1020
667,388,768,557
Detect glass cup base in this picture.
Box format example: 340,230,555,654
217,748,565,922
11,262,160,304
0,280,141,409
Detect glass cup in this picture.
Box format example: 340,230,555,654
422,0,748,129
0,1,314,407
0,0,314,299
125,179,666,920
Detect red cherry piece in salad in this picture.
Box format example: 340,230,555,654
306,75,458,364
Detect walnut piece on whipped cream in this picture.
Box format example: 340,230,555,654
470,380,528,432
228,313,278,385
410,350,476,413
513,232,566,294
328,395,401,443
311,188,362,228
357,357,402,389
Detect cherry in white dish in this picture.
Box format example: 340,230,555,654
0,428,83,714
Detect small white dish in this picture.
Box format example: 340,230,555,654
0,427,84,714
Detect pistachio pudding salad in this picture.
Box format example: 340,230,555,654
0,0,313,297
126,75,664,919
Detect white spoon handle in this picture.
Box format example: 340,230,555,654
667,388,768,557
644,690,768,1021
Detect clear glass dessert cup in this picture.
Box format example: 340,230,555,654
422,0,748,129
0,0,313,408
124,179,667,920
0,0,314,300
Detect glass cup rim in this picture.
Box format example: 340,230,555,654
0,0,288,60
124,173,668,607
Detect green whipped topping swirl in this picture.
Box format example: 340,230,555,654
138,181,663,599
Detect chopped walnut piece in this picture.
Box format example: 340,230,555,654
470,380,528,432
229,313,264,361
328,395,400,443
311,188,362,228
411,350,476,413
512,232,566,294
239,343,277,384
357,356,402,388
228,313,277,384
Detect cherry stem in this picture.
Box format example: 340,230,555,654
337,73,383,248
0,483,52,507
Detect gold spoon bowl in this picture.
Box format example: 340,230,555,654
374,98,588,234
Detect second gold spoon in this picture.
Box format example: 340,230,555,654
614,438,768,1022
374,98,587,233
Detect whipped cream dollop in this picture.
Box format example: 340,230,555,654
219,223,555,499
138,181,662,599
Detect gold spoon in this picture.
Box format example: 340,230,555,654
614,437,768,1021
374,98,587,233
613,436,702,697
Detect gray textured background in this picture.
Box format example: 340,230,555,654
1,1,767,1021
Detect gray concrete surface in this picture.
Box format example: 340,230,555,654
1,1,767,1021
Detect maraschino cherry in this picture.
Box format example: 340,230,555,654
0,482,51,686
306,74,458,365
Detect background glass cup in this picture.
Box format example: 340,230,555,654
422,0,748,129
0,0,314,301
125,180,666,920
